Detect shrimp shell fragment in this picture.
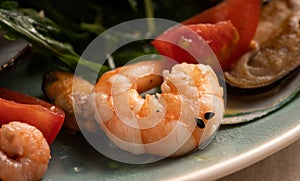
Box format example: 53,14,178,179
94,61,224,157
0,121,51,181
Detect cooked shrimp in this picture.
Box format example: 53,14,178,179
0,121,51,181
93,60,224,157
43,70,94,133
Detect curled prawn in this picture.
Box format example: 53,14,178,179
93,60,224,157
0,121,51,181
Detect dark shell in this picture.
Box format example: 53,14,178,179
224,0,300,89
223,66,300,124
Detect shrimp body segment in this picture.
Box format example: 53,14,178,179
94,60,224,157
43,70,94,133
0,121,51,181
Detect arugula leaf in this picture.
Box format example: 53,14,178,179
0,8,108,73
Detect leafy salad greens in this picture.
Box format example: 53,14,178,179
0,0,218,74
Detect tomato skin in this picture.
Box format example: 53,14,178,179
0,88,65,144
182,0,261,68
152,20,239,69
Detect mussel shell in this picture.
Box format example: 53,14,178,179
223,66,300,124
224,0,300,89
222,0,300,124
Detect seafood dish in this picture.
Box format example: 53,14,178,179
93,61,224,157
224,0,300,124
0,0,300,180
225,0,300,89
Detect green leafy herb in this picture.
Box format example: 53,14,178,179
0,8,107,72
0,0,213,74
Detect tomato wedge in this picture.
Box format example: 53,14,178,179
0,88,65,144
182,0,261,68
152,20,239,69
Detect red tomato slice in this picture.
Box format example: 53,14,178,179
0,88,65,144
152,20,239,69
182,0,261,68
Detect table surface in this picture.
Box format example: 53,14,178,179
217,138,300,181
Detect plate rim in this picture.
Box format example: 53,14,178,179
173,123,300,181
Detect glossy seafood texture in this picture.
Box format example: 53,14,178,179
225,0,300,88
0,121,51,181
94,60,224,157
43,70,94,133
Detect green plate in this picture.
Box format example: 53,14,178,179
1,59,300,181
